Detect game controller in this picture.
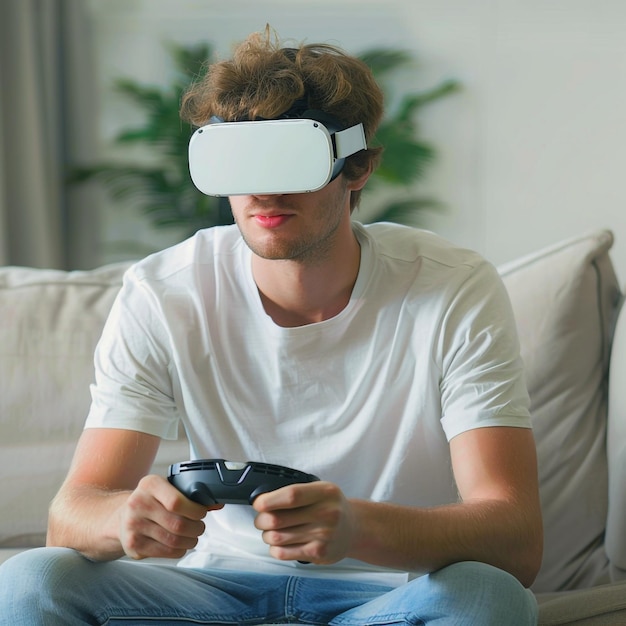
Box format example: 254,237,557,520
167,459,320,505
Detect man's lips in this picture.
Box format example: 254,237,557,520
253,214,293,228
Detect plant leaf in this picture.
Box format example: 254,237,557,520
367,197,447,224
359,48,412,77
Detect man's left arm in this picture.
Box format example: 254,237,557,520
254,425,543,588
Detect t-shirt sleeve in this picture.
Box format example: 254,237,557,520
84,266,180,440
438,260,531,441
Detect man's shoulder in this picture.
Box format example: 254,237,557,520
357,221,485,271
128,224,242,284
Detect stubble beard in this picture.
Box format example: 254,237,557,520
234,186,349,266
239,219,340,265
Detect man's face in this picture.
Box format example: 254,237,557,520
228,174,353,264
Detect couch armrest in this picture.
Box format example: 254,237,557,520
606,293,626,580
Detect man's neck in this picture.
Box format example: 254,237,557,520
251,227,361,328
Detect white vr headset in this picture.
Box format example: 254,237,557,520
188,114,367,196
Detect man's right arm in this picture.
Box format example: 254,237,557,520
47,428,214,562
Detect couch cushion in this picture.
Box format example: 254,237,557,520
0,263,189,548
499,230,622,593
536,580,626,625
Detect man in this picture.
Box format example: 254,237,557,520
0,28,542,625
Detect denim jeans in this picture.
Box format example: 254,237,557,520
0,547,537,625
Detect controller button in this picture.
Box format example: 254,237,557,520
224,461,247,470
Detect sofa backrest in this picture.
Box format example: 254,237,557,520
0,263,189,549
499,230,623,593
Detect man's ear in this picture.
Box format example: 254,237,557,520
345,161,373,192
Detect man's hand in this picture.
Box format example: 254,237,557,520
252,481,357,564
120,474,223,560
47,429,225,562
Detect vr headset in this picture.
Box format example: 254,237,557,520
188,111,367,196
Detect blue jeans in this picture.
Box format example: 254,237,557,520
0,547,537,625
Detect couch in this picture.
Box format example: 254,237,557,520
1,229,625,624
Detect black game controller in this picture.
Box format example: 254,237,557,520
167,459,320,505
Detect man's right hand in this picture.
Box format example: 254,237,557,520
47,428,222,562
120,474,223,560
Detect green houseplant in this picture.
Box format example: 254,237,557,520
71,41,459,240
360,48,459,223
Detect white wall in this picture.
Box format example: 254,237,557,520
87,0,626,282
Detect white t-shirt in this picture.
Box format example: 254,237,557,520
86,221,531,584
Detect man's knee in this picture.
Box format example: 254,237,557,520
1,547,81,591
0,547,91,624
331,562,537,626
426,561,537,625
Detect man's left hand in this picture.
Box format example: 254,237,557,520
252,481,356,564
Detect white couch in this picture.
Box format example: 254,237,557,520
1,229,625,624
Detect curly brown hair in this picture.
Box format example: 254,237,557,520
180,28,384,210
